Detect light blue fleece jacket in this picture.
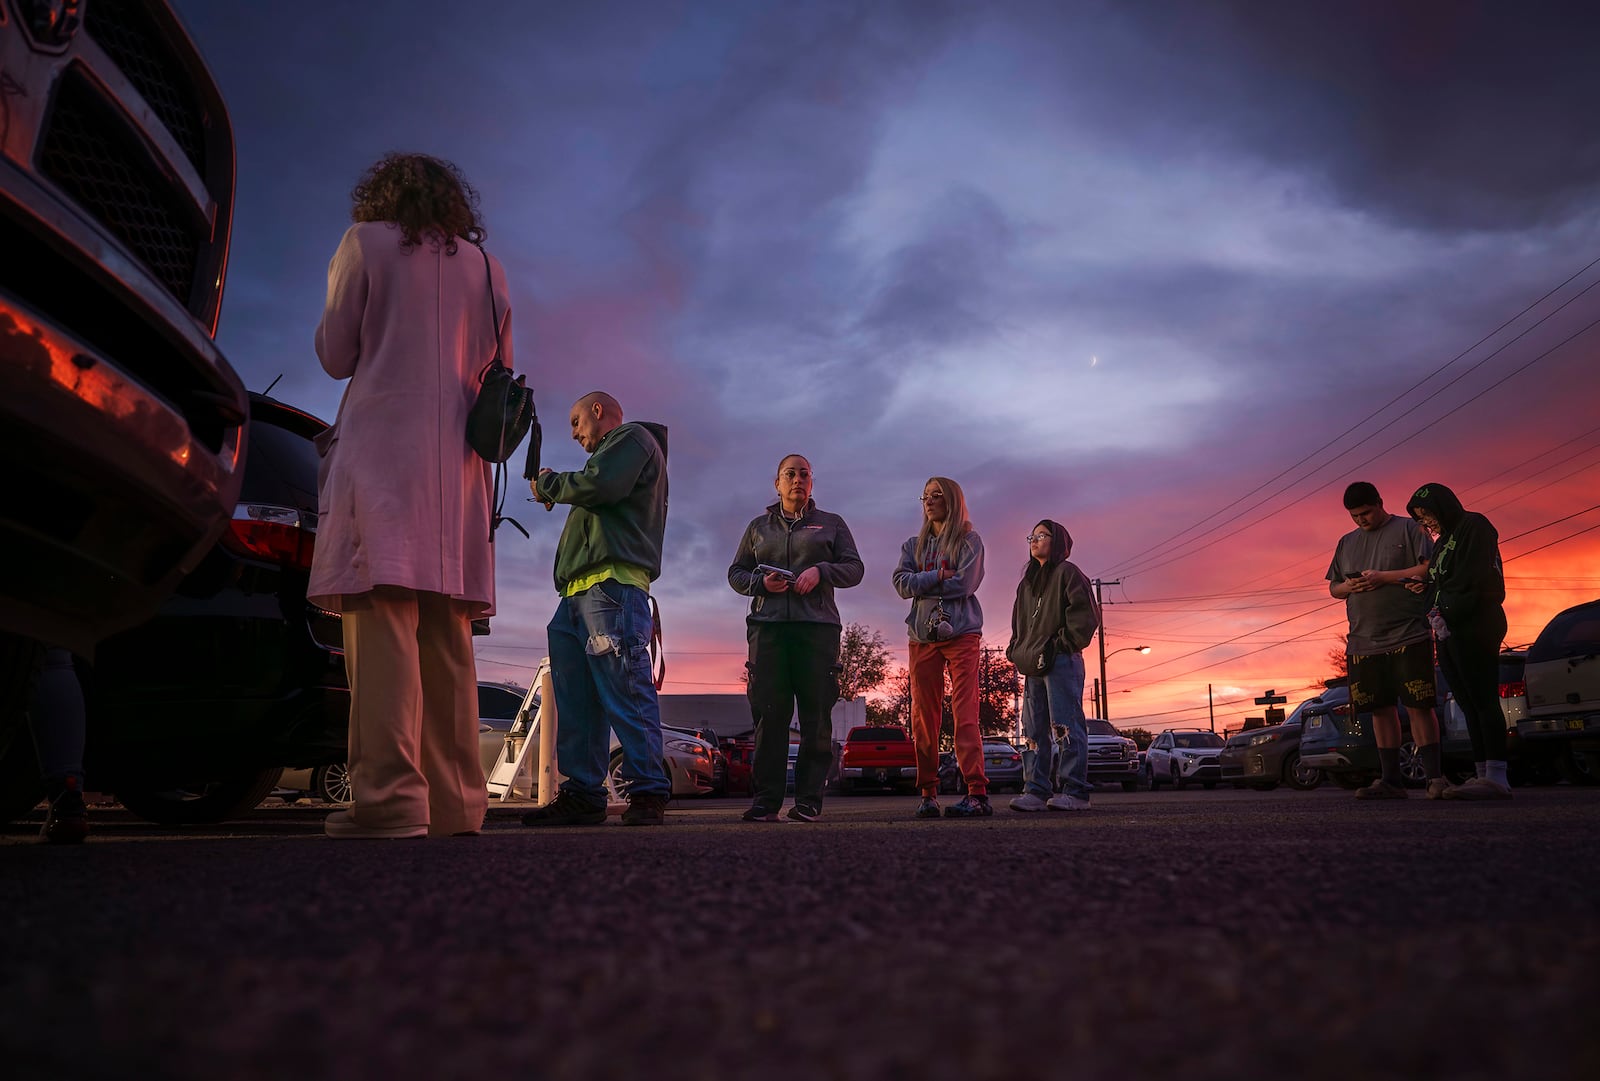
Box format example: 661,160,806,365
892,530,985,643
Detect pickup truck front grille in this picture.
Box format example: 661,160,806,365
84,0,208,174
39,71,200,308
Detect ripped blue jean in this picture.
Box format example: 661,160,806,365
547,579,670,803
1021,651,1091,801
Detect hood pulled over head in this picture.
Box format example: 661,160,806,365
1035,519,1071,565
1407,482,1465,533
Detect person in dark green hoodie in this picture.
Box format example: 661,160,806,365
1005,520,1100,812
520,391,672,827
1406,482,1511,800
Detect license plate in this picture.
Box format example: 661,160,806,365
1308,717,1322,729
987,758,1005,766
1568,718,1586,730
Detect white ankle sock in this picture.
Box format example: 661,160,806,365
1486,760,1508,787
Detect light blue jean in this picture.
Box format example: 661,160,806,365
1021,650,1091,801
547,580,670,803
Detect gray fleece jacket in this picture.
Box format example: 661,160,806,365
728,500,864,625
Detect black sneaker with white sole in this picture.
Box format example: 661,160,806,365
786,804,821,822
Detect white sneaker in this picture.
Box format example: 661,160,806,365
1009,792,1048,812
324,809,427,839
1046,794,1091,812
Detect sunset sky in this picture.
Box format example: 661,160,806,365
177,0,1600,732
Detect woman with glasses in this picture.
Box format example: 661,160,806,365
728,454,864,822
1405,483,1510,800
893,477,989,818
1005,520,1101,812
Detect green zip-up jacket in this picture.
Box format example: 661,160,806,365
535,421,668,593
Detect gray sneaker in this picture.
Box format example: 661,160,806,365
1009,792,1048,812
1444,777,1512,801
1046,794,1091,811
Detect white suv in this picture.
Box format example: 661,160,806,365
1145,728,1225,790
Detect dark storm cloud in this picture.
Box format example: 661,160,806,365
1006,0,1600,231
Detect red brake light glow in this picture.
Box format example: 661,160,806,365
1499,681,1526,699
221,504,315,570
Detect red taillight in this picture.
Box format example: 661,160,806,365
1010,754,1021,762
1499,681,1526,699
220,504,315,570
1331,702,1351,716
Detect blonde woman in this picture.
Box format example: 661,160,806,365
893,477,988,818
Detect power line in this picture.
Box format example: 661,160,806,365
1100,255,1600,578
1114,312,1600,580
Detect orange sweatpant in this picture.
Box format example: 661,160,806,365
909,633,987,797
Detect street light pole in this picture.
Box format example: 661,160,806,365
1098,644,1152,721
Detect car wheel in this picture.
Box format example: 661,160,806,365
116,767,285,825
1283,751,1323,791
1146,765,1160,791
1397,740,1426,787
1172,765,1187,790
312,762,354,804
1557,745,1599,786
607,751,626,801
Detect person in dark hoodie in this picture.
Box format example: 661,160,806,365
1005,520,1101,812
1405,483,1511,800
728,453,864,823
521,391,672,827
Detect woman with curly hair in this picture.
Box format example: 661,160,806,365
893,476,989,818
309,153,513,839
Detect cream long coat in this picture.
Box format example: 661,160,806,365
307,221,512,617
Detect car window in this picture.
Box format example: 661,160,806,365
1173,733,1224,748
1529,604,1600,661
477,684,524,719
240,415,323,504
848,727,907,741
1085,719,1118,737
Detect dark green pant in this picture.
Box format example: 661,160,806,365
746,622,840,810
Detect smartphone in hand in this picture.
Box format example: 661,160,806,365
756,563,796,582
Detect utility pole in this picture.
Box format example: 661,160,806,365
1208,683,1215,732
1091,578,1120,720
1091,678,1102,719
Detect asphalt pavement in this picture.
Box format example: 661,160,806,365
3,786,1598,1081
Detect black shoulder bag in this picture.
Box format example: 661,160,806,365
466,245,541,539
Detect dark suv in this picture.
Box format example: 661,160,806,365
1,2,246,777
5,394,349,824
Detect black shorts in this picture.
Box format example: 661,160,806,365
1348,640,1436,711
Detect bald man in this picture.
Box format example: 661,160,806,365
520,392,673,827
